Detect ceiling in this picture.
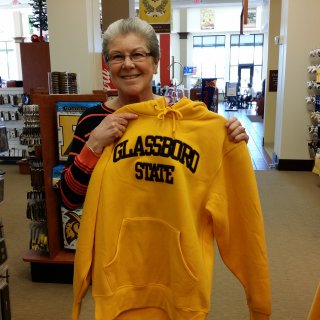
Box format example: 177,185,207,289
0,0,265,9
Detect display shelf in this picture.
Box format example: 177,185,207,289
23,248,74,264
0,88,24,96
22,93,106,282
307,49,320,175
0,87,27,161
0,176,11,319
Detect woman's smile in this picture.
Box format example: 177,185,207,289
121,74,140,80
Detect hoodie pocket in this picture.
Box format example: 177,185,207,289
103,217,198,299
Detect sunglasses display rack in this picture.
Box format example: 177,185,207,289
18,102,49,255
307,49,320,175
22,92,106,283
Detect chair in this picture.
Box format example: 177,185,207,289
255,92,264,118
225,82,240,110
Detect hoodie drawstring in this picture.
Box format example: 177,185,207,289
155,104,183,138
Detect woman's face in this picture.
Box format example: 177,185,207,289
107,33,158,101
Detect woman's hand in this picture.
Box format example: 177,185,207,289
86,113,138,154
225,117,249,143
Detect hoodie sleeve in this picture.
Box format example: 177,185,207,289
206,141,271,319
72,146,113,320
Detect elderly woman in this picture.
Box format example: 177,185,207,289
70,18,270,320
60,22,248,210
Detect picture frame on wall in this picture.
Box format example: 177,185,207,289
246,8,257,28
200,8,215,30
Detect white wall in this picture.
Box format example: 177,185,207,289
171,5,264,90
47,0,102,94
187,6,241,33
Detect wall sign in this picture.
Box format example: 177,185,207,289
269,70,278,92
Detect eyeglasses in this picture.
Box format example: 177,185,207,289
106,51,152,64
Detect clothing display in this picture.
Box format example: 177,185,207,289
60,103,114,209
72,97,271,320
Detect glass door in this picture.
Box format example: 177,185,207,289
238,64,253,95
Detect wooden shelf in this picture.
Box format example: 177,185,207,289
23,249,75,264
23,93,107,277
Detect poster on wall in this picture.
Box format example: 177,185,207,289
139,0,171,33
269,70,278,92
245,8,257,28
56,101,102,161
200,8,215,30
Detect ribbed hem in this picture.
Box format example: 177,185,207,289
250,310,270,320
72,302,81,320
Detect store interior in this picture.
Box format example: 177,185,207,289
0,0,320,319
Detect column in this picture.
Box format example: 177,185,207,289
160,34,171,86
263,0,281,154
273,0,320,169
47,0,102,93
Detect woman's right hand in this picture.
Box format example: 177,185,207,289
86,113,138,154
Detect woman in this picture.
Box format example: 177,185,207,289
71,18,270,320
59,21,248,210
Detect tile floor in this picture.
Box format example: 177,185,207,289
218,102,272,170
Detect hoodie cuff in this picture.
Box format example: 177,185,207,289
72,302,81,320
77,143,101,169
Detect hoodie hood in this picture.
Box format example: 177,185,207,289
115,96,213,120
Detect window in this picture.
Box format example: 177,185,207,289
0,41,16,82
192,35,226,91
229,33,264,92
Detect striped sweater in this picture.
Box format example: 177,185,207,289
59,103,115,209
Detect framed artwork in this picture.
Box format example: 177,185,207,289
246,8,257,28
200,8,215,30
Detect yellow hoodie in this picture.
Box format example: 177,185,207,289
72,97,271,320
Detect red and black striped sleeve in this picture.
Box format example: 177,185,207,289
59,104,114,209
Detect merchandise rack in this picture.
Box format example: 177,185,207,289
0,87,27,161
23,93,106,282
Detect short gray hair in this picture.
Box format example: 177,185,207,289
102,18,160,63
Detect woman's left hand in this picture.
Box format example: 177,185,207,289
225,117,249,143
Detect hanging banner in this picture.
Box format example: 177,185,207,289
102,54,116,90
139,0,171,33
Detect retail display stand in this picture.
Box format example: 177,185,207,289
307,49,320,175
0,171,11,320
22,93,106,283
